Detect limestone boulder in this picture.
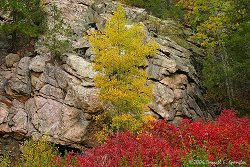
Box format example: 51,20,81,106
148,53,177,80
61,105,89,142
11,109,28,136
0,75,5,93
62,53,97,82
0,103,8,124
2,100,27,138
5,53,20,68
40,84,65,100
151,83,176,120
29,55,50,72
27,97,62,137
160,74,188,89
7,57,32,95
24,96,91,146
32,64,66,91
64,85,102,113
154,83,175,105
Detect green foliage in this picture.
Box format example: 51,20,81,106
225,21,250,113
0,0,45,52
226,22,250,80
42,2,73,58
178,0,242,47
182,138,208,167
119,154,143,167
88,5,158,115
118,0,184,20
202,55,225,100
18,137,59,167
0,153,11,167
178,0,250,111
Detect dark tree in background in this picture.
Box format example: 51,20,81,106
0,0,45,53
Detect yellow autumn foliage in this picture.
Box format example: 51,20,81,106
178,0,241,48
88,4,159,115
89,4,158,143
95,112,155,143
19,137,59,166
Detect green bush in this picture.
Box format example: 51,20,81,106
42,2,73,58
0,0,45,52
0,153,11,167
18,137,59,167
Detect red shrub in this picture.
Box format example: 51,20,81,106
54,109,250,167
73,132,182,167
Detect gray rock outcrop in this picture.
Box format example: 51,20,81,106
0,0,211,149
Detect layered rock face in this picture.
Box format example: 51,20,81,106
0,0,211,148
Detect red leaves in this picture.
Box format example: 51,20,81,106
54,109,250,166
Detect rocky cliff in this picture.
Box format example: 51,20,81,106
0,0,212,149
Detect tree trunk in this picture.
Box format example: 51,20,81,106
220,41,234,107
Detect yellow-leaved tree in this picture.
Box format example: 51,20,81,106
88,5,158,142
88,4,158,116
